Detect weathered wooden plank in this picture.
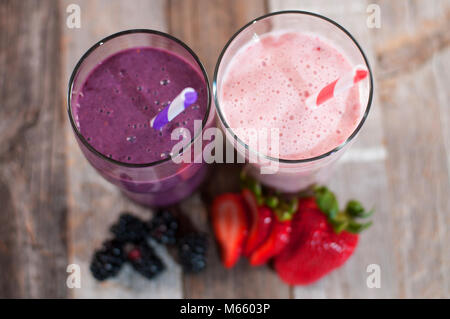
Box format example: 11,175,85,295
372,0,450,298
434,47,450,191
0,0,68,298
268,0,398,298
433,49,450,298
168,0,268,77
168,0,291,298
61,0,183,298
375,4,450,81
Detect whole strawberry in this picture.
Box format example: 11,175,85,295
274,187,372,285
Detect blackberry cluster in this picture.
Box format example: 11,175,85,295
147,210,179,244
128,241,165,279
90,240,126,281
90,210,208,282
110,213,148,243
178,233,208,273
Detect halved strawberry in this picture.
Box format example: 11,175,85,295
211,193,248,268
248,218,292,266
242,189,274,257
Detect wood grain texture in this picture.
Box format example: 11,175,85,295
433,50,450,298
61,0,183,298
373,0,450,298
0,0,68,298
167,0,268,77
167,0,291,298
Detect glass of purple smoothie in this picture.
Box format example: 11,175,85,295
68,30,214,207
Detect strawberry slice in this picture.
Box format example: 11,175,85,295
211,193,248,268
248,218,292,266
242,189,274,257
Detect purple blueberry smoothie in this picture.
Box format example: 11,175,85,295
75,47,207,164
68,31,213,206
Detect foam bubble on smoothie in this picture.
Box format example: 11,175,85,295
220,31,362,160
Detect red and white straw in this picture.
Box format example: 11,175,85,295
306,65,369,108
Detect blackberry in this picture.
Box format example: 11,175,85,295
147,210,178,245
110,213,148,243
90,240,126,281
178,233,208,273
127,241,165,279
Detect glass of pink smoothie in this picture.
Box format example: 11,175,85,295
68,30,214,206
214,11,373,192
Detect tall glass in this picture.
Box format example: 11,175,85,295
68,30,214,206
214,11,373,192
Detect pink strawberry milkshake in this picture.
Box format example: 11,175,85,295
216,24,371,192
221,31,360,160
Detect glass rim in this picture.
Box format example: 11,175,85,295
67,29,212,168
213,10,374,164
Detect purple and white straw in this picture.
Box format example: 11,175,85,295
150,87,198,131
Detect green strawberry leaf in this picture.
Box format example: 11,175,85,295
249,179,262,198
276,210,294,222
346,200,364,216
274,198,298,221
346,200,374,218
314,186,339,219
287,198,298,214
332,220,349,234
358,208,374,219
265,196,279,209
240,170,299,221
347,221,373,234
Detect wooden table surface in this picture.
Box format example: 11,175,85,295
0,0,449,298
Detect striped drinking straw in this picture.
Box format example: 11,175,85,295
150,87,198,131
306,65,368,109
